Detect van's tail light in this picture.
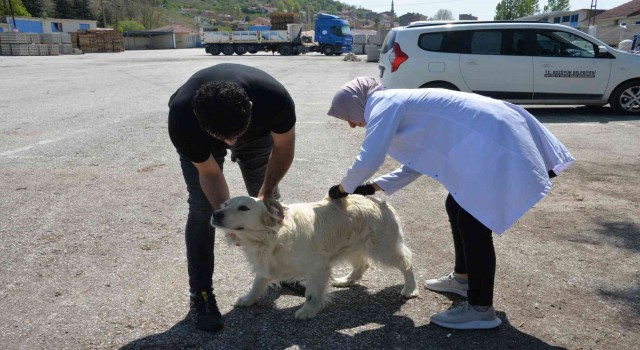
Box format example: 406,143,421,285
390,42,408,72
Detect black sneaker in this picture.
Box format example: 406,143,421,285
189,291,224,332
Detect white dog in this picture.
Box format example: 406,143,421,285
211,195,419,320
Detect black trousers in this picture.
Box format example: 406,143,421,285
445,194,495,306
179,134,278,293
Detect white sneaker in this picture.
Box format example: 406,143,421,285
424,272,468,297
430,301,502,330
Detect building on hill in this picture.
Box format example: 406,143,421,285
459,14,478,20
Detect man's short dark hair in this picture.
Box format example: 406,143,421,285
192,81,251,140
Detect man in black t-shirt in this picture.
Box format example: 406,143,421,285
168,64,297,332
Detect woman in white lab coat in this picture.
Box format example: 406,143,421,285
326,77,575,330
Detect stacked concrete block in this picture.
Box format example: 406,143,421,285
28,44,39,55
367,34,382,46
37,44,49,55
41,33,63,44
28,33,41,44
352,44,365,55
61,33,71,44
353,34,368,44
0,32,30,44
49,44,60,55
366,45,380,62
62,44,73,54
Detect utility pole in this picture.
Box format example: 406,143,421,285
6,0,17,32
588,0,597,27
100,0,107,28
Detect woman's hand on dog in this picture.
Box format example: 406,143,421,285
329,184,348,199
329,182,378,199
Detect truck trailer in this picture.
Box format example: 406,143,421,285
201,13,353,56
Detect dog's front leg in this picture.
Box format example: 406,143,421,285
294,265,330,320
235,275,270,307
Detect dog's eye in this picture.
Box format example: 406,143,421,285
238,205,250,211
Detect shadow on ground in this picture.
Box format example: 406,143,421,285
120,286,566,350
524,106,638,123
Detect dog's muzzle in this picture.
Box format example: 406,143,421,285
211,211,224,227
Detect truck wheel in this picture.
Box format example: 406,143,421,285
247,45,258,54
322,45,335,56
209,45,221,55
234,44,247,55
222,44,234,55
609,80,640,114
278,44,292,56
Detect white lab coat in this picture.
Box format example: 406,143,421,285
340,89,575,234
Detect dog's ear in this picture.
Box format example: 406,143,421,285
260,201,282,231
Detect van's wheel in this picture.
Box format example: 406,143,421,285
420,82,460,91
279,44,292,56
609,80,640,114
322,45,335,56
209,45,221,55
234,44,247,55
222,44,234,55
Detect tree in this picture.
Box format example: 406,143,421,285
544,0,570,13
71,0,93,19
53,0,72,18
432,9,453,20
494,0,540,20
22,0,45,17
0,0,31,17
140,3,161,30
116,19,144,32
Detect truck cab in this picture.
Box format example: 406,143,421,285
314,13,353,55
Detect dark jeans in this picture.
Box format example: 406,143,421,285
445,194,496,306
179,134,279,293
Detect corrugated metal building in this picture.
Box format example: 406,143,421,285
124,24,199,50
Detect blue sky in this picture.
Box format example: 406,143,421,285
340,0,629,21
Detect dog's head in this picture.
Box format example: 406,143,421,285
211,196,281,234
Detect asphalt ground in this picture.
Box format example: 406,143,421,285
0,49,638,350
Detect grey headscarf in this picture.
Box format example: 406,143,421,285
327,77,384,123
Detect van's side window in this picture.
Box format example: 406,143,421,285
470,31,502,55
418,32,462,53
534,30,596,58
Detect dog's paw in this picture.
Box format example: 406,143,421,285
331,276,356,287
234,295,257,307
401,286,419,299
294,306,320,320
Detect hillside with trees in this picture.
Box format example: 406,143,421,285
1,0,574,32
0,0,369,32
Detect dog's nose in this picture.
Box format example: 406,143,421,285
211,211,225,227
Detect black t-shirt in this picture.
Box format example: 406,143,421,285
168,63,296,163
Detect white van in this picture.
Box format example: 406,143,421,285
378,21,640,114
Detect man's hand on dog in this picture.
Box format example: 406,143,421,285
329,182,378,199
260,194,284,220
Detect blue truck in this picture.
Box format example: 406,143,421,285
201,13,353,56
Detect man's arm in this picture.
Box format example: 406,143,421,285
258,126,295,218
193,155,229,210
